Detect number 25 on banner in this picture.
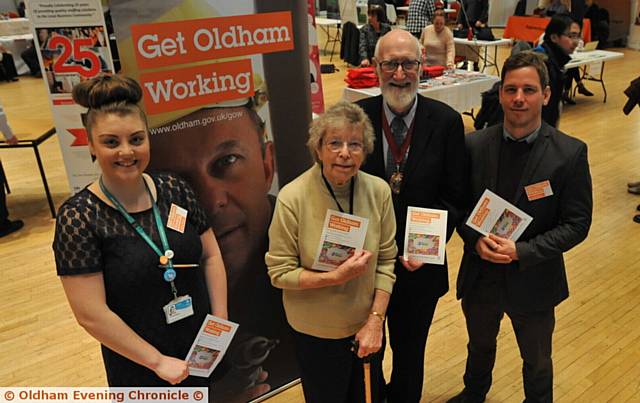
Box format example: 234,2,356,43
48,37,101,78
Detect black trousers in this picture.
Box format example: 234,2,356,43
0,52,18,81
20,46,40,76
291,328,384,403
385,290,439,403
460,271,555,403
564,67,581,91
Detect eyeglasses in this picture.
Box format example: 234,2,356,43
563,32,581,40
324,139,364,153
378,59,421,73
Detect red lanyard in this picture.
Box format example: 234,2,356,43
381,109,416,167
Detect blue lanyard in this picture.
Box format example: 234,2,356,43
99,177,178,298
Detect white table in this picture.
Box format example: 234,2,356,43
0,33,33,75
343,71,500,114
453,37,512,75
0,18,30,36
565,50,624,103
316,17,342,62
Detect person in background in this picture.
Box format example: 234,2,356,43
457,0,489,29
456,0,489,71
0,44,19,82
449,50,592,403
53,74,227,387
359,5,392,67
357,29,467,403
266,101,397,403
535,0,570,16
0,101,22,237
562,20,594,105
544,0,571,16
420,9,455,69
584,0,610,48
407,0,436,39
534,14,580,127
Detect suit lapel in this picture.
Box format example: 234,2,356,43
483,125,502,192
366,96,386,178
402,96,434,186
512,123,551,204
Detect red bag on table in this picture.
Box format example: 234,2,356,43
345,67,379,88
423,65,445,78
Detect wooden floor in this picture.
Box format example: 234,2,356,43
1,41,639,402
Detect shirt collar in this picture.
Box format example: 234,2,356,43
502,124,542,144
383,96,418,128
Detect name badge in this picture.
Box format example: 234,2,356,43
167,203,188,233
525,180,553,201
163,295,194,324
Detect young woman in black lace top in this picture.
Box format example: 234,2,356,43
53,75,227,386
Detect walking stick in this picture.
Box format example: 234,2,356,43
352,340,373,403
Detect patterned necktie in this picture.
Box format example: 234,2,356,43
386,116,407,179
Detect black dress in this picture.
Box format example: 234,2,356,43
53,173,212,386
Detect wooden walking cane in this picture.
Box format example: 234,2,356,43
352,340,373,403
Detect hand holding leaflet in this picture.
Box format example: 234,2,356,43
466,189,533,241
185,315,239,378
403,206,448,265
312,209,369,272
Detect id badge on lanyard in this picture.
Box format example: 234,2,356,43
100,177,196,324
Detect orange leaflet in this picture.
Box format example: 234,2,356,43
329,215,361,228
140,59,253,115
471,198,490,227
328,222,351,232
410,211,440,223
132,11,294,70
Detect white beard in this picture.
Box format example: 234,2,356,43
381,80,418,112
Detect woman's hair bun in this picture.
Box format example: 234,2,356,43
72,74,143,109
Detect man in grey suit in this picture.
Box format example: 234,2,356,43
449,52,592,403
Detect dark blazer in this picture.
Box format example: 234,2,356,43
457,0,489,27
456,123,592,312
358,94,467,298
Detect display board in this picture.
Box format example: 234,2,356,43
108,1,312,401
26,0,114,193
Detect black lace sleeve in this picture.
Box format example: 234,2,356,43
52,193,103,275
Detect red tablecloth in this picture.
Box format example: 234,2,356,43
503,16,591,44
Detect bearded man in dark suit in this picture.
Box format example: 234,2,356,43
357,29,468,403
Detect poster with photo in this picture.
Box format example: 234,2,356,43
34,25,112,96
26,0,114,194
108,1,312,401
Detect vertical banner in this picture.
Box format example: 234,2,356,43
109,1,311,401
308,0,325,114
26,0,114,193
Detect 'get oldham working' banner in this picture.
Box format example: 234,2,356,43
110,1,312,402
131,12,293,114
